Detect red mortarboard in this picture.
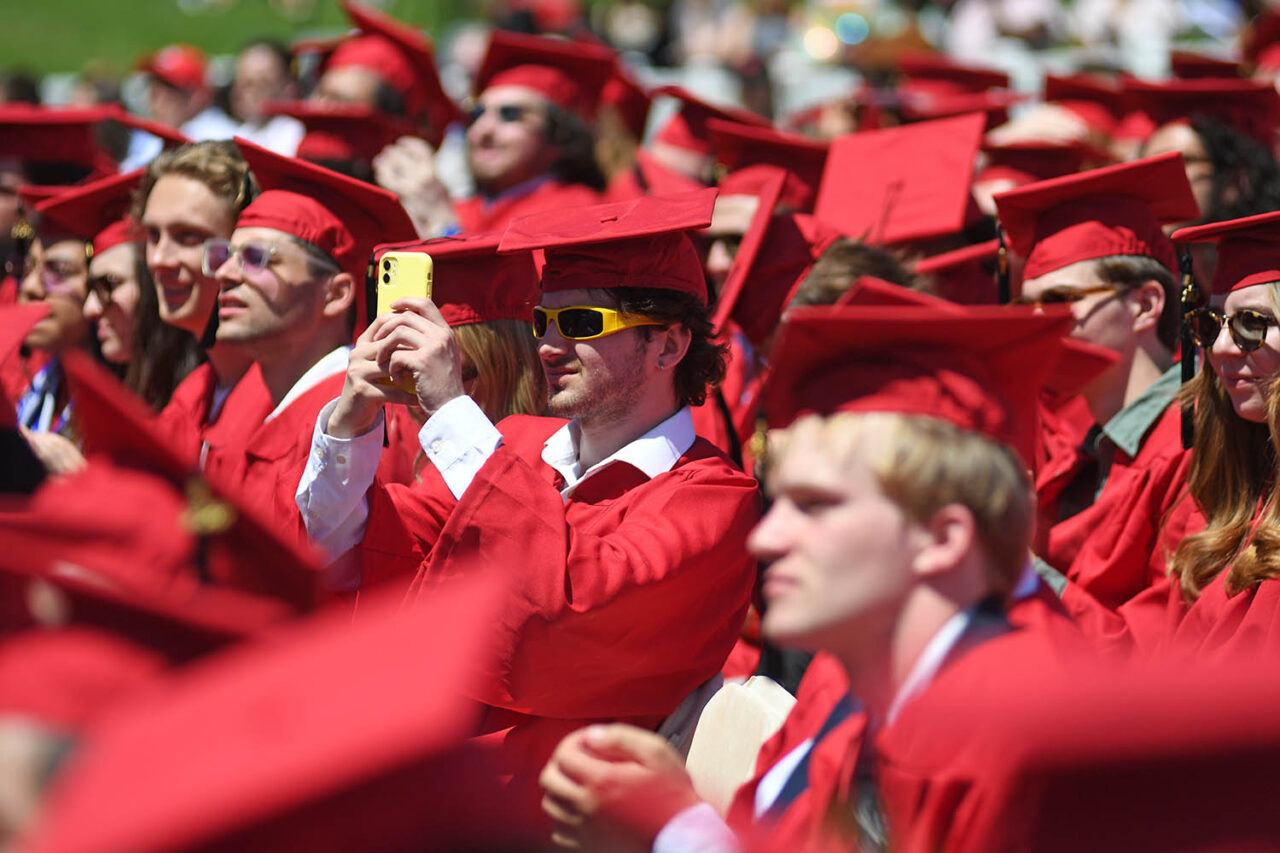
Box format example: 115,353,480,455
0,105,117,171
473,30,616,121
631,149,707,196
913,238,1001,305
373,232,539,326
651,85,771,155
707,118,828,212
815,112,986,246
1043,73,1127,135
62,351,325,611
26,575,529,853
994,151,1199,280
326,0,463,143
1,303,51,428
1245,9,1280,70
897,50,1010,92
138,44,208,91
34,169,143,255
1169,50,1242,79
263,100,417,165
499,188,717,303
235,137,417,290
712,166,787,334
899,86,1023,130
728,212,843,348
104,104,191,149
601,61,653,139
1172,209,1280,295
1124,77,1280,146
976,140,1106,188
762,303,1075,462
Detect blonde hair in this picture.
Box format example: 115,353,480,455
132,140,257,222
771,411,1034,594
1168,282,1280,602
452,318,546,422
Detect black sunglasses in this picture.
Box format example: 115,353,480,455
467,103,531,126
1186,307,1279,352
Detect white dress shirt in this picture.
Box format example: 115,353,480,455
295,393,696,565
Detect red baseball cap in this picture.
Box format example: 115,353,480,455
994,151,1199,280
500,188,717,303
1172,209,1280,295
139,44,208,91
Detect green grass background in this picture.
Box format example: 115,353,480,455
0,0,473,77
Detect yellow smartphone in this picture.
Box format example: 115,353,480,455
374,251,433,394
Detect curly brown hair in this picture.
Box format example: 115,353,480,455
607,286,728,408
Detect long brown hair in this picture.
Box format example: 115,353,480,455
1168,283,1280,601
452,318,546,422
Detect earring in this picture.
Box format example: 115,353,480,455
657,362,665,371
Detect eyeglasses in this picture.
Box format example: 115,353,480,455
1011,283,1126,308
468,102,532,126
202,239,277,278
1186,307,1279,352
38,259,86,296
532,305,664,341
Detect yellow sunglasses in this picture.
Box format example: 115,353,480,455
532,305,664,340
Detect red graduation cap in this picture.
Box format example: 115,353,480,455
138,43,208,91
262,100,417,165
1043,72,1128,135
499,188,717,303
651,85,771,155
473,30,616,121
1171,209,1280,295
1169,49,1242,79
234,137,417,329
976,140,1107,188
0,104,117,172
707,118,828,212
761,303,1075,463
34,169,144,255
711,166,788,334
600,60,653,140
1245,8,1280,70
897,50,1011,92
994,151,1199,280
373,231,539,326
913,238,1001,305
27,574,531,853
105,105,191,149
326,0,463,143
1124,77,1280,146
726,212,843,348
898,86,1024,130
62,351,325,611
815,112,987,247
0,303,51,428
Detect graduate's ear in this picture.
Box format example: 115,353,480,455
654,323,692,373
1129,279,1166,336
321,271,356,320
910,503,977,578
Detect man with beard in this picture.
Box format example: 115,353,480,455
295,190,759,825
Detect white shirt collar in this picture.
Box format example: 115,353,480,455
886,606,975,724
265,346,351,423
541,406,697,499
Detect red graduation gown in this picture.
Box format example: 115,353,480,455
453,180,601,234
154,363,275,467
1047,404,1192,609
360,413,760,811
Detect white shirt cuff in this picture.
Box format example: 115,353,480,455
652,803,740,853
417,394,502,500
295,399,385,577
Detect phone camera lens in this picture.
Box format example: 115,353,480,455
382,273,390,284
382,259,391,270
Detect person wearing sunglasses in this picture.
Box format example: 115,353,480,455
297,191,758,827
993,153,1203,618
188,137,419,558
